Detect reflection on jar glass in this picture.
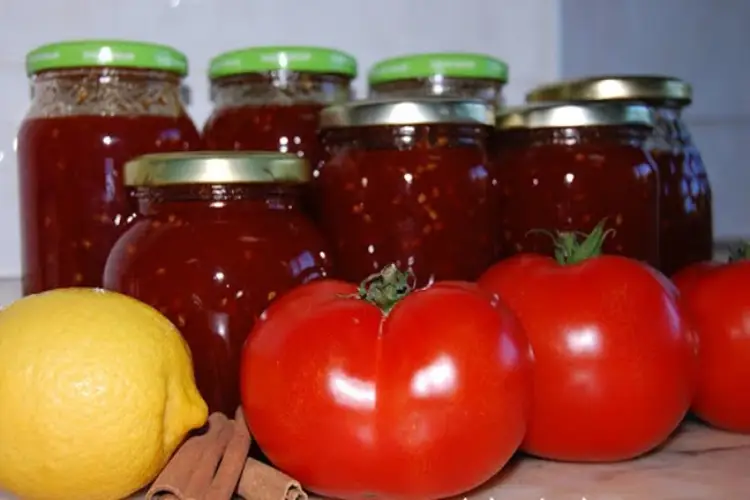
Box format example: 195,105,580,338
368,52,508,108
18,39,201,295
316,98,496,284
103,152,332,415
493,102,660,267
526,75,712,276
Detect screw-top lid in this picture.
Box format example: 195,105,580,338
319,97,495,128
495,102,656,130
208,46,358,79
526,75,692,106
26,39,189,76
124,152,311,186
368,52,509,85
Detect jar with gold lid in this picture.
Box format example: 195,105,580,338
103,152,332,415
317,97,496,283
526,75,712,276
493,101,660,267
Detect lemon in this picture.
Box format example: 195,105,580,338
0,288,208,500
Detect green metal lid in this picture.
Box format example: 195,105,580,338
26,40,188,76
209,46,358,79
368,52,509,85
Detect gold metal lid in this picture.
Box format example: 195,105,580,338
526,75,692,105
495,102,656,130
124,152,311,186
319,97,495,128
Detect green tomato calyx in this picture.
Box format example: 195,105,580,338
728,241,750,262
527,218,615,265
358,264,415,313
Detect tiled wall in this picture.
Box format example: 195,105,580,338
0,0,747,277
0,0,561,277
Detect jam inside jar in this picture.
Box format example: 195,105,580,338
317,98,495,284
652,104,712,275
367,52,509,108
18,40,200,295
493,102,660,267
526,75,713,275
103,152,332,415
202,46,357,170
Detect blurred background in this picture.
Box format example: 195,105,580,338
0,0,747,277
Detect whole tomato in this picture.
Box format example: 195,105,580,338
675,245,750,433
478,221,695,462
240,265,532,500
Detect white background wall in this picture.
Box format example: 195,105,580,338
0,0,746,277
560,0,750,246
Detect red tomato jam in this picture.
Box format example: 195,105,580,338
651,106,712,276
18,40,200,295
317,98,495,284
202,46,356,172
493,102,660,267
103,152,332,415
526,75,713,275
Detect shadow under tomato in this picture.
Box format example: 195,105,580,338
248,440,273,465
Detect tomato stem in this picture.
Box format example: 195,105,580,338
728,241,750,262
358,264,415,313
552,219,615,265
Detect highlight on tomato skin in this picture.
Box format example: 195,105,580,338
478,220,695,462
674,245,750,434
239,264,533,500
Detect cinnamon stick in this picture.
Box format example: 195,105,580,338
204,408,253,500
147,408,308,500
147,412,236,500
234,408,308,500
237,459,308,500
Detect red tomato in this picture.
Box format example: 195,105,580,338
478,227,694,462
671,261,720,295
677,259,750,433
240,266,532,500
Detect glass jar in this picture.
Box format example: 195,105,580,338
526,75,713,276
317,98,495,283
103,152,332,415
202,45,356,170
367,52,508,108
493,102,660,267
18,40,201,296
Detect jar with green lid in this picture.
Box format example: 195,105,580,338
527,75,712,276
202,45,357,171
18,39,200,296
367,52,509,107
